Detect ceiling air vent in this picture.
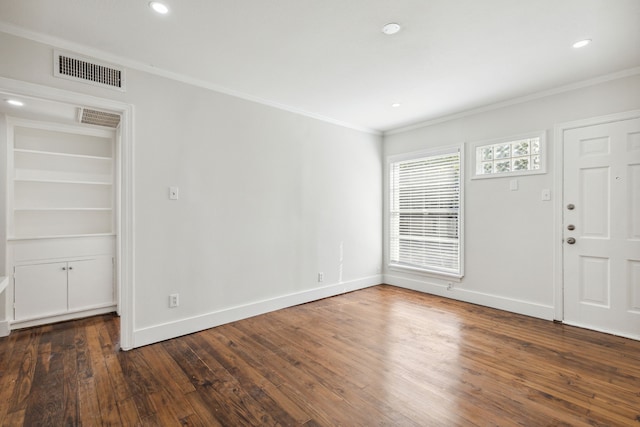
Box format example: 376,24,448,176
54,50,125,91
78,108,121,128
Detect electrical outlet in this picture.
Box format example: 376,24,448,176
447,283,454,291
169,293,179,308
318,272,324,283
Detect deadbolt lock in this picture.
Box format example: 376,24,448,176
567,203,575,210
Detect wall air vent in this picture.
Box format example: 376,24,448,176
78,108,121,128
54,50,126,91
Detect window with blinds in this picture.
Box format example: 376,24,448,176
389,147,463,277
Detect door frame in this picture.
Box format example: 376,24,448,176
0,76,135,350
552,109,640,322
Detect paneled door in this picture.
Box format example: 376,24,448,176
563,116,640,339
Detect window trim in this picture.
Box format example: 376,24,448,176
386,145,465,279
470,130,547,180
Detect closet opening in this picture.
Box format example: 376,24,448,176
0,82,133,349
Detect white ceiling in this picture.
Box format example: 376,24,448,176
0,0,639,133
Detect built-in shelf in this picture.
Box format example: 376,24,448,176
14,178,112,185
13,210,113,237
15,168,112,184
7,120,118,329
13,148,112,161
9,122,115,240
14,208,112,212
8,233,116,241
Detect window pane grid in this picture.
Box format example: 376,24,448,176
476,137,541,176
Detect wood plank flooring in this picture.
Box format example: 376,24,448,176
1,285,639,426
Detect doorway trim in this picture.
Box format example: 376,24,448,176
0,76,135,350
552,109,640,322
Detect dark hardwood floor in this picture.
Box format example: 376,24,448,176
1,285,639,426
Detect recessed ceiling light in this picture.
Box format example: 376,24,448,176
391,103,401,108
6,99,24,107
572,39,591,49
382,23,401,35
149,1,169,14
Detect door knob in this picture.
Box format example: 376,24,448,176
566,237,576,244
567,204,575,210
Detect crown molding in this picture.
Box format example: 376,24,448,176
385,66,640,136
3,20,637,139
0,22,382,136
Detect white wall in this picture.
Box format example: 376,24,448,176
0,32,383,345
383,73,640,319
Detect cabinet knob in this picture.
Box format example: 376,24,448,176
62,267,66,271
68,266,73,270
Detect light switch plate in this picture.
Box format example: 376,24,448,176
169,186,179,200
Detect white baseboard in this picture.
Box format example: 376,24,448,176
0,320,9,337
133,275,382,348
385,274,555,321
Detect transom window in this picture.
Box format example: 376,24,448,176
388,146,463,277
472,131,546,178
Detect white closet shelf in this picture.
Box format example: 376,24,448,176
14,148,113,160
14,207,112,212
14,169,112,184
14,178,113,185
8,233,116,241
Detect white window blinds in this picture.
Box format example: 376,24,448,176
389,147,462,277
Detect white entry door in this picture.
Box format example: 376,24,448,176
563,116,640,339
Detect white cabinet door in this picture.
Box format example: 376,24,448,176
14,262,68,321
68,257,114,310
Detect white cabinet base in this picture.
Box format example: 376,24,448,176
11,305,116,330
8,236,116,330
13,256,115,325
